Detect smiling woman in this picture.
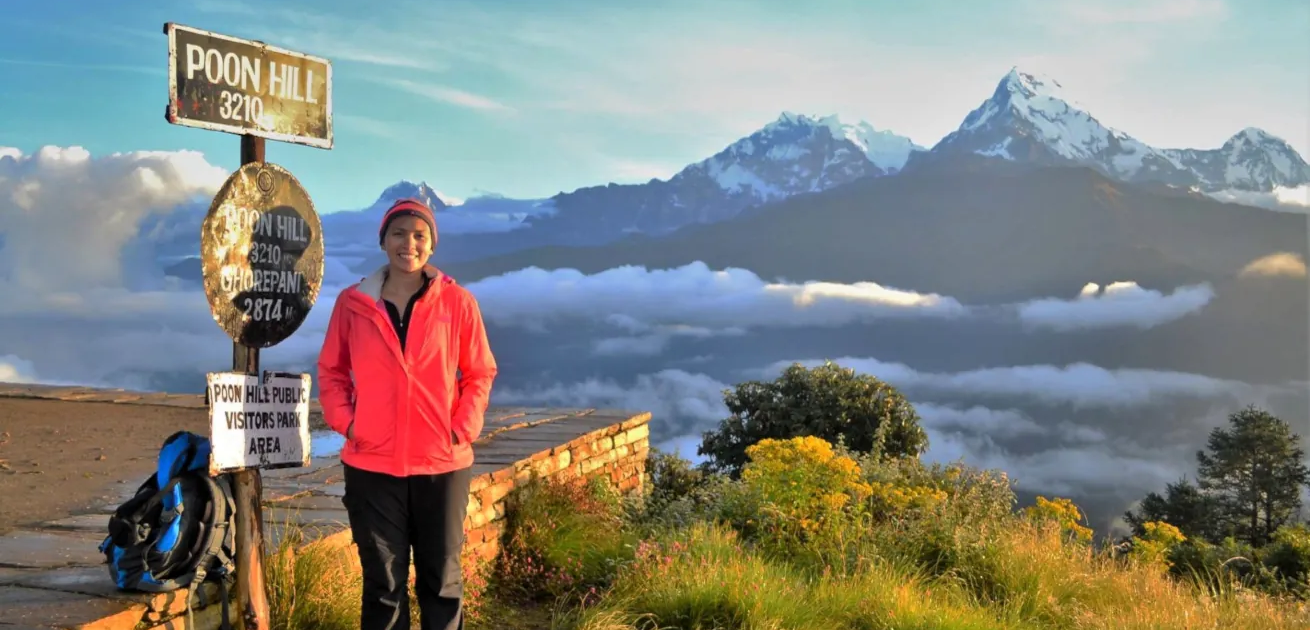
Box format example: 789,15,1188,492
316,196,499,630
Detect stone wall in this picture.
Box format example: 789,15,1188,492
463,413,651,563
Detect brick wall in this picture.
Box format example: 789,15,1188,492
463,415,651,563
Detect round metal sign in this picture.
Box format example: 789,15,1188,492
201,162,324,348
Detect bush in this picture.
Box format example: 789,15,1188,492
1022,496,1094,546
646,448,707,502
699,361,928,477
1259,524,1310,597
1128,521,1189,571
495,473,635,604
624,449,724,534
717,436,872,551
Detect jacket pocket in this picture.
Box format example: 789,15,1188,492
348,389,397,457
410,386,454,464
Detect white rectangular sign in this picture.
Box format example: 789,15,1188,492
206,371,312,474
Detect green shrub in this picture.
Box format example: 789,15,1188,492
1258,524,1310,598
495,473,635,604
716,435,872,553
1021,496,1094,546
1127,521,1188,571
699,361,928,477
624,449,726,535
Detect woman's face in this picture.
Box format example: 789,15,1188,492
383,215,433,273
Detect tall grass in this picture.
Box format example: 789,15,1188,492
556,438,1310,630
252,440,1310,630
261,514,494,629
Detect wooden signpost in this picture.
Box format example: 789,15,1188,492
165,21,332,630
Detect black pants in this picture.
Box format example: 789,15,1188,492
342,463,472,630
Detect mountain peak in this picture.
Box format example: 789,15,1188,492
373,180,452,211
759,112,926,173
925,66,1309,194
998,67,1069,102
1226,127,1285,147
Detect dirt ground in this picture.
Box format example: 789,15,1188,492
0,398,210,535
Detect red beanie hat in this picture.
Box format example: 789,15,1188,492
378,198,437,246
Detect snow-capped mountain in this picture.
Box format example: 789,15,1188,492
1162,128,1310,192
366,180,452,214
530,112,923,237
321,182,554,250
676,112,893,203
921,67,1310,195
808,114,928,174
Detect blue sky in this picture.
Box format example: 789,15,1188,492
1,0,1306,211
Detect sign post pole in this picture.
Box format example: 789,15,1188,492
232,133,269,630
163,20,331,630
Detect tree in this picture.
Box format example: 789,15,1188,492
1123,477,1221,541
1196,406,1310,547
698,361,928,477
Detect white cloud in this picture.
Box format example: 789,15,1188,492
466,262,967,333
0,146,226,292
1239,252,1307,279
0,354,39,383
1015,281,1214,331
921,428,1185,497
493,369,731,434
591,315,742,357
762,357,1265,410
592,327,728,358
1206,185,1310,212
460,264,1216,354
490,363,1216,501
915,404,1048,439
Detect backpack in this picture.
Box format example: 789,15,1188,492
98,430,235,630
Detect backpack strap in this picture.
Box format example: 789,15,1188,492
108,476,186,548
184,474,236,630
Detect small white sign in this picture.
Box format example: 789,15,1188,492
206,371,312,474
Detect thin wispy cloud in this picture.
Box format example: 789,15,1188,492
4,18,158,51
383,78,514,113
1060,0,1227,25
335,113,404,140
0,57,161,76
192,0,449,72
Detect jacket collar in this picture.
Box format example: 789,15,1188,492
355,263,448,302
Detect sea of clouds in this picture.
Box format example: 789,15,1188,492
3,144,1306,534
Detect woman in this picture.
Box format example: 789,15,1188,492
317,197,497,630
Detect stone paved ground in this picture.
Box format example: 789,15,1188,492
0,382,647,629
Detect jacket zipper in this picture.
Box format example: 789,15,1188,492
346,281,451,476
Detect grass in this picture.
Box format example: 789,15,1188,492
262,518,532,630
253,440,1310,630
564,520,1310,630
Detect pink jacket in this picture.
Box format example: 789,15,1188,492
317,264,497,477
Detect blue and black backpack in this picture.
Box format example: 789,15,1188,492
99,430,236,629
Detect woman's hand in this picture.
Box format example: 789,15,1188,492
347,421,355,441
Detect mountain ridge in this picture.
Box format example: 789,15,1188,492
360,66,1306,245
912,67,1310,195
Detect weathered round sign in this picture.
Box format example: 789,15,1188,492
201,161,324,348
